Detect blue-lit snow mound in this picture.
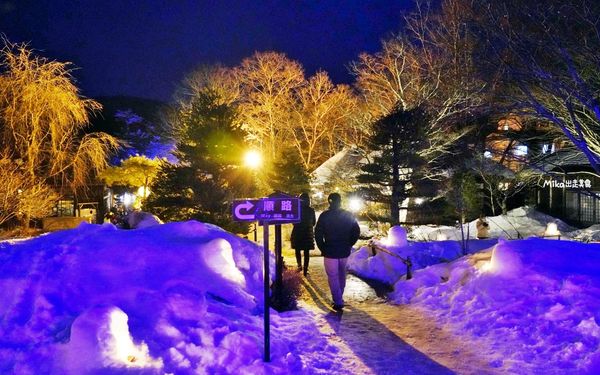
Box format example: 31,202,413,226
0,221,299,374
380,238,600,374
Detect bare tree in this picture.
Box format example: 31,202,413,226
291,71,358,171
0,157,25,226
351,0,487,178
472,156,540,215
236,52,304,161
351,36,422,119
0,157,57,228
476,0,600,174
175,64,240,106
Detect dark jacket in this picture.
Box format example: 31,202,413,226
291,203,316,250
315,207,360,259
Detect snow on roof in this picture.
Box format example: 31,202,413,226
311,148,366,187
537,148,592,172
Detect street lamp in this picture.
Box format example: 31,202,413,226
244,150,262,170
244,149,262,241
348,197,363,213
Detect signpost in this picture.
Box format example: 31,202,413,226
232,197,300,222
232,193,300,362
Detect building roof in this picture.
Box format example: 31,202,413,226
536,149,592,173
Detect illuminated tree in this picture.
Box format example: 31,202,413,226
100,155,161,205
0,157,57,228
351,36,422,119
0,41,118,227
291,71,358,171
351,0,486,176
176,64,239,106
236,52,304,161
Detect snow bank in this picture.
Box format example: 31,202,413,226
348,225,496,285
389,239,600,374
408,206,577,241
125,210,163,229
570,224,600,243
0,221,305,374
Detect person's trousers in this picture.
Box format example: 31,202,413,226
295,248,310,272
324,257,348,306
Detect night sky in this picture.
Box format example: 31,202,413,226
0,1,412,102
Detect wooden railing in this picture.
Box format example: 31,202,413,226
367,241,413,280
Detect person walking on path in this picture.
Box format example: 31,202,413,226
314,193,360,310
291,192,316,276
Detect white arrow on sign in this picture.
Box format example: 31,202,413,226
234,201,256,220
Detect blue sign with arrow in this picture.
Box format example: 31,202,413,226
232,197,301,223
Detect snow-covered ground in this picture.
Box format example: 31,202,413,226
390,239,600,374
0,221,338,374
349,215,600,373
408,206,579,241
2,205,600,374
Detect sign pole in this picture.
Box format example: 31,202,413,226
263,222,270,362
231,194,301,363
274,224,283,294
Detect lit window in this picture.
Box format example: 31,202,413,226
513,145,528,156
542,144,550,154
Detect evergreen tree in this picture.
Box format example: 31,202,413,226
145,90,253,232
446,171,482,224
357,106,429,224
268,149,310,195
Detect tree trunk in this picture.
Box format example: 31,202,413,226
390,138,401,225
22,213,30,231
489,192,496,216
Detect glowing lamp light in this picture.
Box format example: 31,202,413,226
243,150,262,169
122,193,135,207
414,197,424,205
481,261,493,272
544,222,561,238
107,309,162,367
137,186,151,198
348,197,363,212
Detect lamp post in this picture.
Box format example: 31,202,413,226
244,150,262,241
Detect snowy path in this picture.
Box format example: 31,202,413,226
285,250,499,375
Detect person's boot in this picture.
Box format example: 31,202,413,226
303,257,309,276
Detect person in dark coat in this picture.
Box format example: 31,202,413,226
291,192,316,276
314,192,360,310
